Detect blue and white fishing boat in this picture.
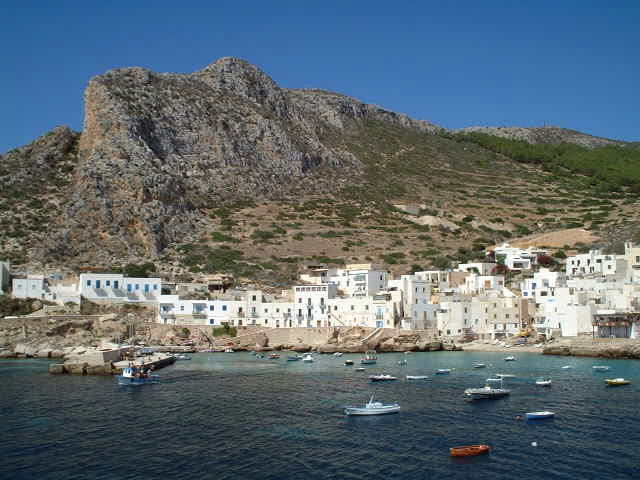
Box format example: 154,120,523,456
116,367,159,386
344,394,400,416
525,411,555,420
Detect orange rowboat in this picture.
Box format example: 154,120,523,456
450,445,491,457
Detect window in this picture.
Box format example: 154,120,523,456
153,284,158,290
351,305,354,311
209,320,214,325
114,280,119,289
95,280,101,288
127,284,132,292
135,284,140,290
298,298,302,303
106,280,111,287
365,305,369,310
86,280,91,287
209,305,214,311
252,295,257,301
180,306,185,312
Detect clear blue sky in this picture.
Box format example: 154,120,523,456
2,1,639,153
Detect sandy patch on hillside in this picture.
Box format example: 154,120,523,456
492,228,599,250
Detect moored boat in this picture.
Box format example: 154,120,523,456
360,350,378,365
344,360,354,366
116,366,159,386
333,352,343,357
435,369,451,375
370,374,398,382
398,359,407,366
472,363,486,369
535,378,552,386
495,373,515,379
450,445,490,457
268,353,280,359
464,378,510,400
592,365,611,371
344,394,400,416
525,411,555,420
504,356,516,361
605,378,630,386
302,353,314,362
355,367,365,372
561,365,574,369
406,375,429,380
176,354,192,360
287,355,302,361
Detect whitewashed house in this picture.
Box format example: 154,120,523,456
79,273,161,304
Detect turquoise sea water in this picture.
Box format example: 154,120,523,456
1,352,639,479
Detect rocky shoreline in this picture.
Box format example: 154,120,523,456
543,338,640,359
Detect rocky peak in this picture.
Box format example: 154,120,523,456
196,57,289,117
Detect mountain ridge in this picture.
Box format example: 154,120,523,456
1,57,638,279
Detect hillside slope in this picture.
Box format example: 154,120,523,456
1,57,639,280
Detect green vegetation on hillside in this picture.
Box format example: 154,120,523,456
455,132,640,195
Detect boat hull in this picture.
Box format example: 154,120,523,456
116,375,160,386
344,405,400,415
450,445,490,457
525,412,555,420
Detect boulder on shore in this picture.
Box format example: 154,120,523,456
49,364,65,374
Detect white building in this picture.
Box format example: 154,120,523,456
490,243,547,270
293,283,337,327
456,262,496,275
565,250,618,277
79,273,161,303
12,276,47,300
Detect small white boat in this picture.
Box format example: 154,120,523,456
369,374,398,382
504,356,516,361
535,378,552,386
333,352,343,357
398,359,407,366
224,347,234,353
344,394,400,416
435,369,451,375
355,367,365,372
592,365,610,371
495,374,516,379
302,354,314,363
561,365,574,370
525,411,555,420
472,363,486,369
406,375,429,380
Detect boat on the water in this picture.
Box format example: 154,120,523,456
344,360,354,366
605,378,630,386
435,369,451,375
355,367,365,372
593,365,611,371
561,365,574,369
450,445,490,457
406,375,429,380
525,411,555,420
398,359,407,366
176,354,191,361
116,366,159,386
370,374,398,382
302,353,314,362
268,353,280,359
333,352,343,357
504,356,516,361
472,363,486,369
464,378,510,400
360,350,378,365
495,374,516,379
344,394,400,416
287,355,302,361
535,378,552,386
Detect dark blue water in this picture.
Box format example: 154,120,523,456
1,352,639,480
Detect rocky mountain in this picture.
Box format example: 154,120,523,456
1,57,639,278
